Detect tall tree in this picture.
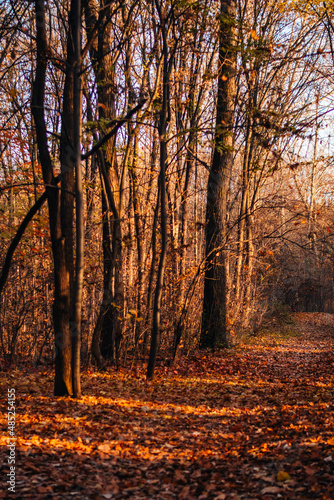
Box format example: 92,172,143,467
200,0,236,349
84,0,142,367
72,0,83,398
32,0,83,396
147,0,177,379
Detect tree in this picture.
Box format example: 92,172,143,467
32,0,83,396
200,0,236,349
146,0,175,379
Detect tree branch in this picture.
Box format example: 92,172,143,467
0,176,61,296
82,98,147,160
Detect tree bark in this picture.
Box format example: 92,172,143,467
200,0,236,350
147,0,174,379
32,0,85,396
32,0,73,396
84,0,123,366
71,0,83,398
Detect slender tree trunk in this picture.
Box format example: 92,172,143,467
143,131,159,357
308,89,319,257
147,139,167,379
72,0,83,398
200,0,236,349
129,132,144,350
147,2,172,379
235,117,252,306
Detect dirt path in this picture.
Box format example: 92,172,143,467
1,313,334,499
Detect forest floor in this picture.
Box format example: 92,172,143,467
1,312,334,499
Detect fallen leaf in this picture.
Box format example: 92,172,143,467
277,471,290,482
261,486,281,494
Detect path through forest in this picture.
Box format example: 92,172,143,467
1,313,334,499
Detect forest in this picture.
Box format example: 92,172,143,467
1,0,334,498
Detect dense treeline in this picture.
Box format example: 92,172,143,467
1,0,334,395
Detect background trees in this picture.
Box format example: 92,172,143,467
1,0,334,387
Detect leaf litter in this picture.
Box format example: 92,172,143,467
1,313,334,499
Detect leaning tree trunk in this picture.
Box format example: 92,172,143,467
200,0,236,350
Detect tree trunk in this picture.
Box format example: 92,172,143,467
147,1,173,379
32,0,73,396
32,0,83,396
71,0,83,398
84,0,124,366
200,0,236,350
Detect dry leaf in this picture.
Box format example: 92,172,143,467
277,471,290,482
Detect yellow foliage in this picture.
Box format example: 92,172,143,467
277,470,290,482
285,0,334,16
250,29,259,41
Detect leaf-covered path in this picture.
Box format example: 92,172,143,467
1,313,334,499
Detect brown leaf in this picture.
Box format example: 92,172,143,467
304,466,317,476
261,486,281,494
97,443,111,454
179,486,191,499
